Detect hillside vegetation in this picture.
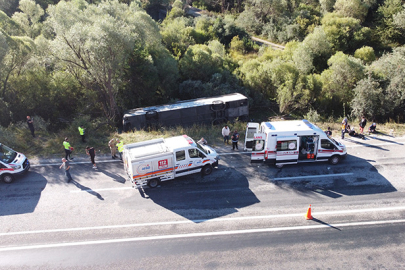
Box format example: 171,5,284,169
1,0,405,149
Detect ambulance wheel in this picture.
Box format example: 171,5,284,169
148,179,160,188
329,155,340,165
202,164,213,175
2,173,15,184
276,164,283,169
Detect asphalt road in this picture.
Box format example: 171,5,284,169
1,134,405,269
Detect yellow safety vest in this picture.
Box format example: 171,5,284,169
117,142,124,152
63,141,71,150
78,126,85,135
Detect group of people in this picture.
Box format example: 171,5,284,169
222,125,240,150
59,126,125,183
197,125,240,150
340,116,377,140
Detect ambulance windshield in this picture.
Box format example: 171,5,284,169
0,144,18,164
196,143,209,154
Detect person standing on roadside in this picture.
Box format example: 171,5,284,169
63,137,74,161
222,125,230,144
26,116,35,138
86,146,97,169
116,139,124,161
325,127,332,136
59,158,72,183
231,130,239,150
78,125,86,143
359,116,367,134
108,138,118,159
341,117,348,139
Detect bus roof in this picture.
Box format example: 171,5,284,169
124,93,247,116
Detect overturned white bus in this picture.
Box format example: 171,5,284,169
122,93,249,131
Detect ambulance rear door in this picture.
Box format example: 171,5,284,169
250,133,266,162
276,136,299,166
244,122,260,151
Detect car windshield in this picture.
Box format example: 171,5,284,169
0,144,18,164
196,143,209,154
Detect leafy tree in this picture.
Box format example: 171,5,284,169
367,47,405,119
320,51,366,114
351,75,385,119
178,44,223,81
0,35,34,101
0,10,25,36
354,46,376,64
376,0,404,46
319,0,335,13
334,0,368,23
293,26,332,74
47,0,161,122
12,0,44,38
294,3,321,39
393,4,405,30
160,16,195,58
321,13,371,53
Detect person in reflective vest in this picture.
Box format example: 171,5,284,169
116,140,124,160
78,125,86,143
63,137,73,161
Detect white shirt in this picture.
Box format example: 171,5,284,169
222,127,230,136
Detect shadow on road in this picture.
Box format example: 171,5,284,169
270,155,397,199
312,218,341,231
0,172,47,216
142,166,260,222
70,179,104,200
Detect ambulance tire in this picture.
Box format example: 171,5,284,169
148,178,160,188
2,173,15,184
202,164,213,175
329,155,340,165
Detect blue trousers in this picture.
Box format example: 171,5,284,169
65,168,72,181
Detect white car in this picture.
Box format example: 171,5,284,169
0,143,30,183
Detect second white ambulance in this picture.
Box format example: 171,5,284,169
244,120,346,168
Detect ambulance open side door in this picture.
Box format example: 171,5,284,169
275,136,299,167
250,133,266,162
244,122,260,151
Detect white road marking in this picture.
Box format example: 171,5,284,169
1,219,405,251
2,205,405,237
30,159,121,167
273,173,353,181
70,187,133,193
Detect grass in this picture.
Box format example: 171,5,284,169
1,118,404,160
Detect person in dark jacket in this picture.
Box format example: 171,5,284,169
231,130,239,150
86,146,97,169
26,116,35,138
359,116,367,134
369,123,377,133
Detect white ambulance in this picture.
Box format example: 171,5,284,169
0,143,30,183
123,135,219,188
244,120,346,168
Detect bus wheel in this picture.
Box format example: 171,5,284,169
202,164,213,175
2,174,15,184
329,155,340,165
148,179,160,188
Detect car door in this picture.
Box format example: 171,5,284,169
174,149,193,177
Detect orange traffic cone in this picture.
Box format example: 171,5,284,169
305,204,313,220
